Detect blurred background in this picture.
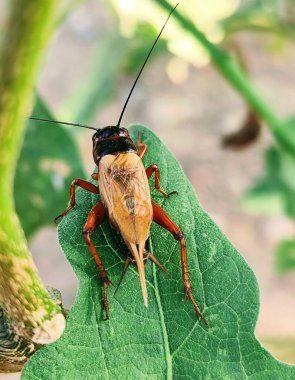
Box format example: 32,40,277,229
1,0,295,376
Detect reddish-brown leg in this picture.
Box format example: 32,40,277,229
83,201,111,319
114,257,132,296
152,201,208,325
146,165,178,198
55,179,100,222
148,254,170,275
137,133,148,159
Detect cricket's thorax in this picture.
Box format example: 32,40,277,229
98,153,152,245
92,126,137,164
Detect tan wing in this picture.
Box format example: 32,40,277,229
98,153,152,244
99,153,152,306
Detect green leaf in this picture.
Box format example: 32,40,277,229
15,97,85,239
240,178,284,216
241,147,295,218
22,125,295,379
276,238,295,273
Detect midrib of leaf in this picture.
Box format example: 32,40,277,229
150,239,172,380
148,158,198,379
100,216,172,378
98,177,176,378
149,150,211,377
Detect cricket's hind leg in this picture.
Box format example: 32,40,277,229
151,200,208,326
83,201,111,320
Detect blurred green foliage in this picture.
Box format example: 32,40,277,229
222,0,295,40
223,0,295,273
242,118,295,273
15,97,85,239
63,23,166,124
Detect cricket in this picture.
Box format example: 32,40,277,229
30,4,208,325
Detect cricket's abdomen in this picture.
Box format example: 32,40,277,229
98,153,152,244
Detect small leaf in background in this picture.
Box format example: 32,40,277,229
22,126,295,379
241,147,295,217
222,0,295,42
15,96,85,239
276,238,295,273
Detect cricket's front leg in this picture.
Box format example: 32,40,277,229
83,201,111,320
55,179,100,223
146,164,178,198
152,201,208,326
137,133,148,159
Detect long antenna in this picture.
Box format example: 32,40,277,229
29,117,98,131
116,3,179,127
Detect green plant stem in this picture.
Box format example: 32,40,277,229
0,0,65,346
156,0,295,157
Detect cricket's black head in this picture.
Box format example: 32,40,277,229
92,126,137,165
